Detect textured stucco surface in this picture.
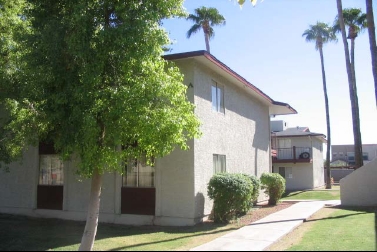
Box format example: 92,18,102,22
0,146,39,209
340,158,377,206
191,62,271,218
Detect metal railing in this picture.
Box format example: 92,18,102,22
272,146,312,161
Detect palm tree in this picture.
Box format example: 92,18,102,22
186,6,226,53
302,22,336,189
365,0,377,107
334,7,366,169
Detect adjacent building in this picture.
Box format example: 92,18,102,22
331,144,377,166
271,120,326,191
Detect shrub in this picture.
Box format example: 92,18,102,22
260,173,286,205
241,174,261,203
207,173,254,223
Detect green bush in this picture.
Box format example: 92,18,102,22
260,173,286,205
242,174,261,203
207,173,254,223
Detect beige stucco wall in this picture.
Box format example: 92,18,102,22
273,163,312,190
340,158,377,206
191,62,271,218
0,146,39,209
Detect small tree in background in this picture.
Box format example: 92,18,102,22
260,173,285,205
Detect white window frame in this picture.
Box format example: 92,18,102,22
211,80,225,113
213,154,226,174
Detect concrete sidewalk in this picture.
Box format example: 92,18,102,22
190,200,341,251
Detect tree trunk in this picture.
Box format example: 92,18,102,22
204,32,210,53
336,0,363,169
78,168,103,251
366,0,377,107
319,46,332,189
350,38,364,168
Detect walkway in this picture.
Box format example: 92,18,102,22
190,200,341,251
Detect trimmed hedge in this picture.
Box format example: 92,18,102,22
260,172,286,205
242,174,261,203
207,173,254,223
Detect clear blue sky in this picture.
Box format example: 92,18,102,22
162,0,377,155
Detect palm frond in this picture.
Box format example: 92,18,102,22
186,24,201,39
303,22,337,50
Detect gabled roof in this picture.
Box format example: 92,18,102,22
163,50,297,116
272,127,327,143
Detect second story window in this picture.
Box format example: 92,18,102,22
213,154,226,174
211,80,224,113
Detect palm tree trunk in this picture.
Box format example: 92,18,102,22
319,46,332,189
204,32,210,53
336,0,364,169
366,0,377,107
79,168,103,251
350,38,364,168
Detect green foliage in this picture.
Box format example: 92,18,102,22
241,173,260,203
207,173,254,223
260,173,286,205
0,0,201,177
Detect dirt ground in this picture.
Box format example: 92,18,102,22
234,201,297,226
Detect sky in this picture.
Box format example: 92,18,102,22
161,0,377,156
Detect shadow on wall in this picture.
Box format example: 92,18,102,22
195,192,205,221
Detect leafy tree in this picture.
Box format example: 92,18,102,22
0,0,201,250
302,22,336,189
333,7,366,169
365,0,377,107
186,6,226,53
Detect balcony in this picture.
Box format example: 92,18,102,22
272,146,312,164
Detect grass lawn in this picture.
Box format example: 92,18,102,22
287,206,377,251
0,214,239,251
282,185,340,201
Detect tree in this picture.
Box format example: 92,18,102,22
237,0,261,6
333,7,366,169
186,6,226,53
365,0,377,107
0,0,201,250
302,22,337,189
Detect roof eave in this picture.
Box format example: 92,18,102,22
164,50,297,115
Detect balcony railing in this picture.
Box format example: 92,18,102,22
272,146,312,163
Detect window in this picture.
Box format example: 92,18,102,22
332,152,337,157
278,139,291,148
123,158,155,188
347,152,355,161
211,80,224,113
277,167,292,179
363,152,369,161
213,154,226,173
339,152,344,156
39,155,64,185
